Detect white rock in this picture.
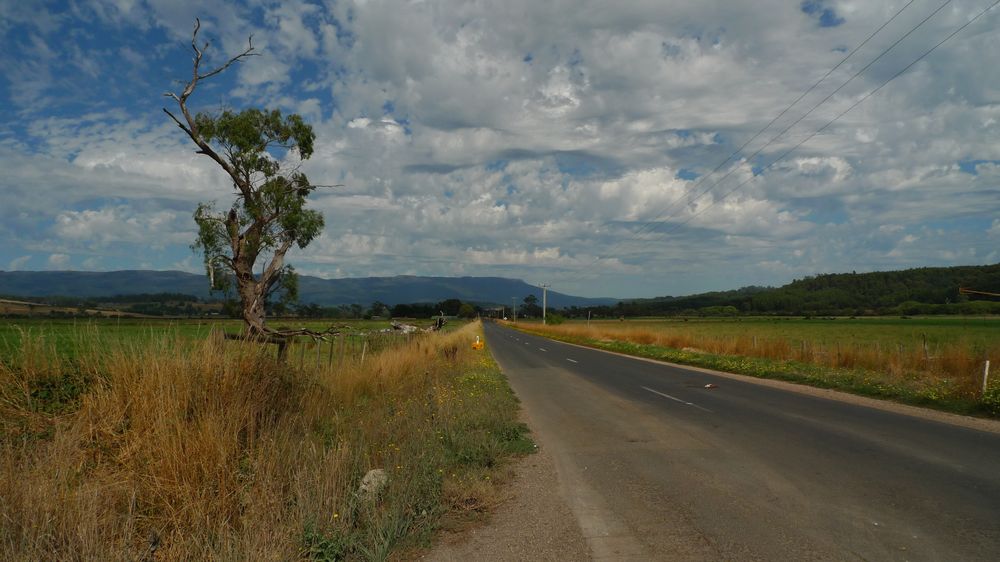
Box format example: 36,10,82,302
359,468,388,499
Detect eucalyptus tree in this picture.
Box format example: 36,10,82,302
163,19,328,340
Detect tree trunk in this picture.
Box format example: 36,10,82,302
235,266,267,337
236,275,265,337
235,274,291,361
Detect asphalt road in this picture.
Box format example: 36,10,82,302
483,321,1000,561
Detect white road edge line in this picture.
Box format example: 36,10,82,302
566,358,578,363
641,386,713,413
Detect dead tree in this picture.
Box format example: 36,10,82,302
164,19,337,350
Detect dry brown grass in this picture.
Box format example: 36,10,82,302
1,322,524,560
524,322,999,402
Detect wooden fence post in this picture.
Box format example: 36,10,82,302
984,360,992,395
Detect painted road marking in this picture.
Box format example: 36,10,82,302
641,386,713,413
566,358,578,363
539,348,547,352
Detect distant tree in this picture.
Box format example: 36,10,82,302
458,303,476,318
296,303,322,318
522,294,541,317
438,299,463,316
164,19,330,341
368,301,390,318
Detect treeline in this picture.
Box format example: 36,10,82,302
1,292,215,317
1,292,201,306
575,264,1000,317
278,298,481,319
3,291,488,320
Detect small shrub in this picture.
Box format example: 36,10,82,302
984,384,1000,416
545,314,566,325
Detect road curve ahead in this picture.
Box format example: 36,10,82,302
483,322,1000,561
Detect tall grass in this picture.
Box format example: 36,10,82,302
1,321,529,560
518,322,1000,412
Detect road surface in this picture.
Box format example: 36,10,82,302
483,321,1000,561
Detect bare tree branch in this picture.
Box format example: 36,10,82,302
167,19,328,346
163,19,258,201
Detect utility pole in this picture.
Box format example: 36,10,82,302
512,297,517,323
540,283,550,324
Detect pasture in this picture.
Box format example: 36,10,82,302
1,318,526,560
614,316,999,350
516,316,1000,414
0,317,448,362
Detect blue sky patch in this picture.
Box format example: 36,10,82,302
958,158,1000,175
554,151,623,179
486,159,509,172
801,1,845,27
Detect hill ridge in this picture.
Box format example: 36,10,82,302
0,270,616,308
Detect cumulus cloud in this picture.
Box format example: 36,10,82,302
47,254,70,269
53,206,188,249
7,255,32,270
0,0,998,297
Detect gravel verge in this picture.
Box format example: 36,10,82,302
420,416,591,561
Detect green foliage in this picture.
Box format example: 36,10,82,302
26,370,92,416
437,299,463,316
582,263,1000,317
698,305,739,317
545,313,566,325
194,108,315,166
520,294,542,317
457,303,476,318
188,106,324,318
984,383,1000,416
391,300,478,319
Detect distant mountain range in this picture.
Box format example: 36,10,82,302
4,263,997,316
0,270,618,308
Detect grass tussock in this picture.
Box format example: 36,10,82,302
0,321,530,560
517,322,1000,415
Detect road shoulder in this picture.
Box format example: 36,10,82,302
421,423,591,561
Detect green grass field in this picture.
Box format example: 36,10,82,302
0,317,453,362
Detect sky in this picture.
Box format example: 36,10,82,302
1,0,998,299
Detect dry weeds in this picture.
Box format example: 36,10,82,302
0,322,526,560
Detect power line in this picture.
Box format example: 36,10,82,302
616,0,919,246
637,0,1000,247
618,0,956,253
